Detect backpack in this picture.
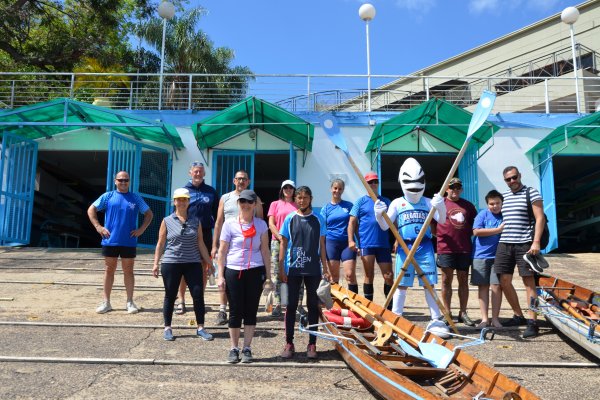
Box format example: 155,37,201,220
525,187,550,249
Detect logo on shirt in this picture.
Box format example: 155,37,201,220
449,209,466,228
128,202,136,210
400,210,427,225
292,247,311,269
198,195,210,204
342,207,349,213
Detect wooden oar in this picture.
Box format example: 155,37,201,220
320,114,458,334
330,285,419,346
381,91,497,318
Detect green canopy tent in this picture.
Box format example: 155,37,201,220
191,96,314,165
365,97,500,153
0,98,184,151
526,111,600,161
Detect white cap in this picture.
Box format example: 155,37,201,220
173,188,190,199
281,180,295,189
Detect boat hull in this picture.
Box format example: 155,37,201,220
321,284,540,400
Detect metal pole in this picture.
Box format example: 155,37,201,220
569,23,581,113
366,21,372,113
158,17,167,111
544,79,550,114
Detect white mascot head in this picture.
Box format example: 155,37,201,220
399,157,425,204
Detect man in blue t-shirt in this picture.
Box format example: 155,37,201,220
348,172,393,304
88,171,153,315
472,190,505,329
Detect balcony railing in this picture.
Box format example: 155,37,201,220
0,72,599,114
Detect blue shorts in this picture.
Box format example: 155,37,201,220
326,239,357,262
360,247,392,263
395,239,437,287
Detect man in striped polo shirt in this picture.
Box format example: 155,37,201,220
493,166,546,338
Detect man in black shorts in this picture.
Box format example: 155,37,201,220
494,166,546,338
87,171,153,314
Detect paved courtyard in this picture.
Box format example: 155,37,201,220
0,248,599,399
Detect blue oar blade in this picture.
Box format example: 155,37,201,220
466,90,496,139
320,114,349,155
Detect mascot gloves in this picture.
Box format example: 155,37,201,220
374,199,389,230
431,194,447,224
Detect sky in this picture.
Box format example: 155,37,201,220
186,0,584,75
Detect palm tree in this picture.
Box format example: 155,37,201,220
137,8,253,110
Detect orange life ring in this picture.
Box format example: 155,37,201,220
324,309,371,329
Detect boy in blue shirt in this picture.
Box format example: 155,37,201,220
472,190,505,328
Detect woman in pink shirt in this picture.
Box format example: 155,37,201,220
267,180,298,317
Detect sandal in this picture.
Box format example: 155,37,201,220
175,302,186,315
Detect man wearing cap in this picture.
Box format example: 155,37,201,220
175,161,218,314
434,177,478,326
267,180,298,316
87,170,153,314
348,172,394,304
211,170,264,325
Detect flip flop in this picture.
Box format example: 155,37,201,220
175,302,186,315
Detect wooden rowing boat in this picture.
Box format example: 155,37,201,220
536,275,600,359
312,284,539,400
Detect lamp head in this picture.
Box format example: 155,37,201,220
359,3,376,21
561,6,579,25
158,1,175,19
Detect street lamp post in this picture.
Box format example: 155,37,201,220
359,3,376,113
561,6,581,114
158,1,175,111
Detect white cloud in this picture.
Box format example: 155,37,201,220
469,0,500,14
395,0,437,14
469,0,562,14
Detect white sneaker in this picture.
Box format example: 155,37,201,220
126,300,139,314
96,300,112,314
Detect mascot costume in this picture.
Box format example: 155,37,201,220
374,158,449,336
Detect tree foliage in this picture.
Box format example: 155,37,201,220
0,0,152,71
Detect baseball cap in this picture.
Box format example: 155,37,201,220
238,189,257,202
449,177,463,186
364,171,379,182
173,188,190,199
281,179,296,189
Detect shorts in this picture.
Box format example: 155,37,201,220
437,253,471,272
326,239,357,262
395,239,437,287
102,246,136,258
471,258,500,286
493,242,534,277
360,247,392,264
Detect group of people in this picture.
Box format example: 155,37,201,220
87,159,547,365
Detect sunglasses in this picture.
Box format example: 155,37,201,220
180,222,187,236
235,177,249,182
504,175,519,182
367,180,379,185
190,161,204,167
116,179,130,183
449,185,462,190
239,198,255,204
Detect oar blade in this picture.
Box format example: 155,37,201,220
320,113,349,155
466,90,496,139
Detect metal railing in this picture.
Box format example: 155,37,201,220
0,71,599,114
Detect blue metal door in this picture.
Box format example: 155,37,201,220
212,152,254,197
0,133,38,246
538,145,558,252
289,142,297,182
458,142,479,209
108,132,172,248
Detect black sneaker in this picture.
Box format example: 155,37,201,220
504,314,527,327
457,312,476,327
241,348,253,363
227,348,240,364
216,310,228,325
523,253,549,274
523,320,539,338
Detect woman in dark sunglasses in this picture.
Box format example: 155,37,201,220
152,188,214,342
217,189,272,364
